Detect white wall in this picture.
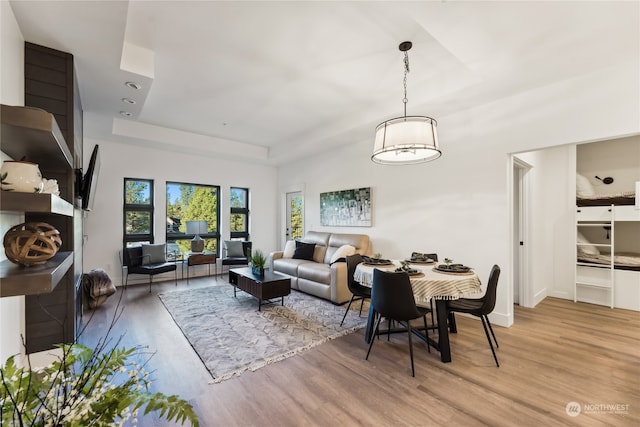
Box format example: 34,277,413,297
0,0,26,362
81,136,279,285
278,60,640,328
577,135,640,195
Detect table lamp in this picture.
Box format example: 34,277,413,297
186,220,207,252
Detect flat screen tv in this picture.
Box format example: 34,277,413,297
81,144,100,211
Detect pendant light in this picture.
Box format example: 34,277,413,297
372,41,441,165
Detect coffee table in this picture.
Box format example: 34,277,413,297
228,267,291,311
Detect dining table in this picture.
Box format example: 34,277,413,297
354,260,482,363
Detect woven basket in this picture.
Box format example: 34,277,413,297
3,222,62,266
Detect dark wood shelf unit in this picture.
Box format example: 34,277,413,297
0,252,73,297
0,43,82,352
1,104,73,170
0,192,74,216
0,103,75,300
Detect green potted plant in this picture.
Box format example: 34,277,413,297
251,249,267,276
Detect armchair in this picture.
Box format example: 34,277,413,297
122,244,177,292
221,240,252,273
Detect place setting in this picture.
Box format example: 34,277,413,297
395,260,424,277
405,252,437,265
362,254,394,266
433,258,474,275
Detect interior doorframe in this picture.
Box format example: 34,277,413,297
279,184,305,248
510,155,533,309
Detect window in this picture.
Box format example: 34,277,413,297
230,187,249,240
123,178,153,248
288,192,303,240
166,181,220,255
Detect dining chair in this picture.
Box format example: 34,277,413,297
365,269,431,377
446,264,501,367
340,254,369,326
413,252,438,325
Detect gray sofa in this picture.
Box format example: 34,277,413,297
269,231,370,304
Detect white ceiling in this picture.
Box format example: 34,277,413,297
8,1,639,166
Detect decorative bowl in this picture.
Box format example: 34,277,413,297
3,222,62,266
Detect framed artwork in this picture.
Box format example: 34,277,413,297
320,187,371,227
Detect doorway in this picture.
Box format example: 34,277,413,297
285,191,303,242
512,156,532,307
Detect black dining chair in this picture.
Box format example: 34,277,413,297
365,269,431,377
413,252,438,325
446,264,501,367
340,254,369,326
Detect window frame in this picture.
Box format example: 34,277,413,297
123,178,154,248
230,187,249,241
166,181,221,254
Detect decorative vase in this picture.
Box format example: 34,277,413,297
0,161,43,193
3,222,62,266
251,265,264,277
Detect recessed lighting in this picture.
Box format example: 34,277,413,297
119,111,133,117
125,81,142,90
122,97,136,104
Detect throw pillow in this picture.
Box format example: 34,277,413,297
576,174,595,198
283,240,296,258
577,231,600,256
293,240,316,261
142,243,167,265
225,240,245,257
330,244,356,264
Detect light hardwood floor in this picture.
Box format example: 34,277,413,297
80,275,639,427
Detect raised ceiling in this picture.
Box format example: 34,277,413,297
8,1,638,165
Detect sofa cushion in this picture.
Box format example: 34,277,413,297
304,231,331,247
325,233,370,264
283,240,296,258
142,243,166,265
297,262,331,285
312,245,327,264
273,258,311,276
225,240,245,257
330,244,356,264
293,240,316,260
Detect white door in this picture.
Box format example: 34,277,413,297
512,157,532,306
285,191,303,242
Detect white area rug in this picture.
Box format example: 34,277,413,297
158,284,368,383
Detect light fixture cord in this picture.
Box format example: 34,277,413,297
403,51,410,117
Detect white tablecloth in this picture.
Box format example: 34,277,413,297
354,261,482,304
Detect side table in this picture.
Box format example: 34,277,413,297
185,252,217,282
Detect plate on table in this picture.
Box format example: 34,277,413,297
362,256,394,266
406,258,436,264
433,264,473,275
395,268,423,276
